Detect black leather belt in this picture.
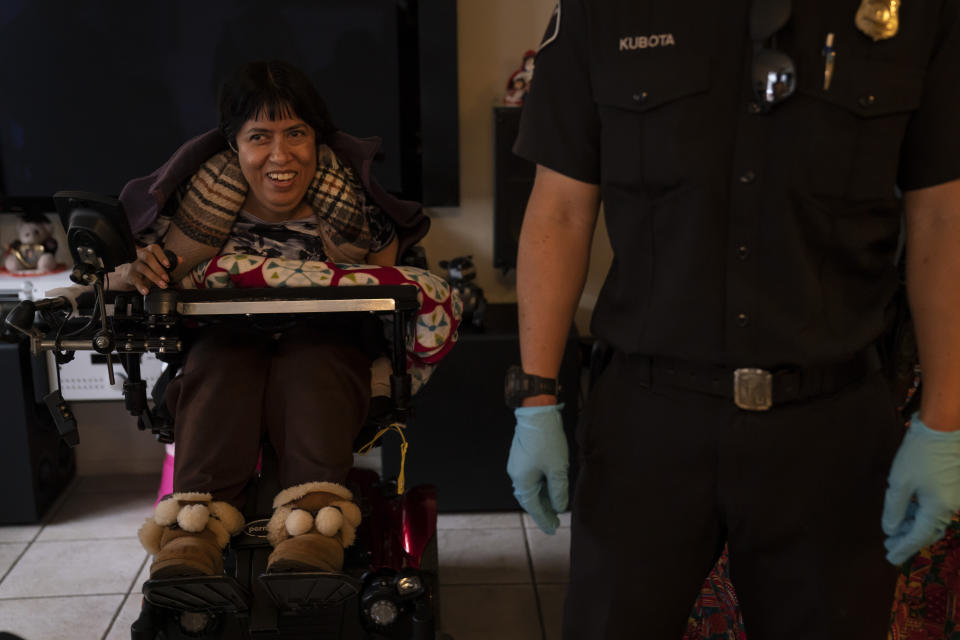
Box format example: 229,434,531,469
631,349,881,411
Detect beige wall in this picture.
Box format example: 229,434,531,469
420,0,613,334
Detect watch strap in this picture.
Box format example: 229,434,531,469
505,365,560,407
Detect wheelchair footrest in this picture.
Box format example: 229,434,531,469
259,571,362,612
143,575,252,613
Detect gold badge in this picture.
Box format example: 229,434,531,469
855,0,900,41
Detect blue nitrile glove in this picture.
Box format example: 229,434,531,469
882,412,960,565
507,404,569,535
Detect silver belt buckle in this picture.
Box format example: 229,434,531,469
734,368,773,411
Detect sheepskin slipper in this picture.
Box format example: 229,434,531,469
264,482,362,573
138,494,245,579
148,527,225,579
266,482,362,549
267,533,345,574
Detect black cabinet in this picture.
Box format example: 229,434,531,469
384,303,580,512
0,339,75,523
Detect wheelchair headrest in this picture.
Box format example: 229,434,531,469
53,191,137,282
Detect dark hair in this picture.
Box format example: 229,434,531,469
218,60,338,148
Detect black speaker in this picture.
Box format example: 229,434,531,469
384,303,579,512
493,106,536,273
0,339,75,523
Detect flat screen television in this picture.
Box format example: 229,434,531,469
0,0,459,213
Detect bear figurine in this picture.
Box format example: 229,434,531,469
4,216,59,274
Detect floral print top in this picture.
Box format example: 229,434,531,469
222,203,396,262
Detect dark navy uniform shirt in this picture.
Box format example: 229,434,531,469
515,0,960,368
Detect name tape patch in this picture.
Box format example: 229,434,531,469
619,33,676,51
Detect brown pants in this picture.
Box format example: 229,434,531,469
165,323,371,508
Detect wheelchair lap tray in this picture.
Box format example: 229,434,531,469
182,254,463,391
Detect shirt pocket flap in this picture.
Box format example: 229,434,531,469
593,55,712,112
796,56,924,117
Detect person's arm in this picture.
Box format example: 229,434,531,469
882,177,960,565
44,249,170,312
506,164,600,534
366,234,399,267
905,177,960,429
121,224,219,294
517,164,601,404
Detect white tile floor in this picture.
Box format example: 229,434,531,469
0,474,569,640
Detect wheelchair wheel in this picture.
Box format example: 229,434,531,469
129,599,162,640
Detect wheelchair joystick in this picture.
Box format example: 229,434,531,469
162,249,178,274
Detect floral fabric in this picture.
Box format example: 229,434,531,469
221,207,394,263
222,212,329,262
889,516,960,640
683,548,746,640
182,254,462,392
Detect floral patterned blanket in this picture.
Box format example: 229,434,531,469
181,254,462,392
889,517,960,640
683,549,746,640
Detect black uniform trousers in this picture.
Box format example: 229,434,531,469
563,351,904,640
166,323,372,510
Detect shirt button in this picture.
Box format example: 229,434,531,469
748,101,763,114
739,170,756,184
737,313,749,327
737,245,750,260
632,91,649,103
858,94,877,108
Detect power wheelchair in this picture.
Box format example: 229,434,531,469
5,191,454,640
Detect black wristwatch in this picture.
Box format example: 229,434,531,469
504,365,560,408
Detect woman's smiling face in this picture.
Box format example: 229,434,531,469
235,108,317,221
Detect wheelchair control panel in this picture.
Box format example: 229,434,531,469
6,284,420,447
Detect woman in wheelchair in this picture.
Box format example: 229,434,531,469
116,60,424,582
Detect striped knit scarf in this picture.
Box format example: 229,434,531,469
170,145,372,263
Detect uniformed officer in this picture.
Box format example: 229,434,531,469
505,0,960,638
